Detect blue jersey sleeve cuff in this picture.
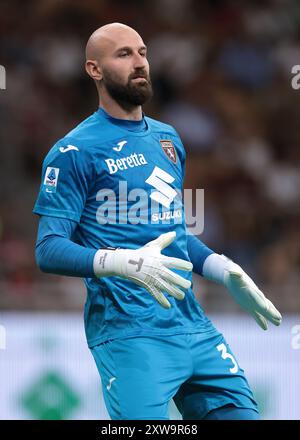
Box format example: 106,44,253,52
33,206,81,223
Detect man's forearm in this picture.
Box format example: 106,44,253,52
186,233,214,275
187,234,233,284
36,235,96,277
35,215,96,277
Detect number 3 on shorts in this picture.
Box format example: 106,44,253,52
217,343,239,374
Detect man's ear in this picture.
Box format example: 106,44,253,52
85,60,102,81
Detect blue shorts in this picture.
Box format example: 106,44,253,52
90,332,259,420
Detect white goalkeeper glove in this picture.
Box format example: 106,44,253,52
93,231,193,309
203,254,282,330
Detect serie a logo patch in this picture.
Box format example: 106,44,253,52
160,140,177,164
43,167,60,193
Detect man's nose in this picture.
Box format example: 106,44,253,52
132,52,147,69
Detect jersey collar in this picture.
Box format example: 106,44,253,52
97,107,148,132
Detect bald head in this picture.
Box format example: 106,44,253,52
85,23,143,61
85,23,152,113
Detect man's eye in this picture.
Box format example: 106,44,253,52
119,52,129,57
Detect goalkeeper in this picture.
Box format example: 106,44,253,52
33,23,281,420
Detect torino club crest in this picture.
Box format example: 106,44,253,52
160,140,177,163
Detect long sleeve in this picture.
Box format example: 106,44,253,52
187,234,214,276
35,215,97,277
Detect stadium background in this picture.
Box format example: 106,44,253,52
0,0,300,419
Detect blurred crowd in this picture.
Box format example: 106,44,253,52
0,0,300,312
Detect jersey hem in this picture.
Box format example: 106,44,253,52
87,325,220,348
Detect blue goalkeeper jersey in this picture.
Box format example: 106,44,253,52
33,107,217,347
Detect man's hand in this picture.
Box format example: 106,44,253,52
93,231,193,309
202,253,282,330
224,261,282,330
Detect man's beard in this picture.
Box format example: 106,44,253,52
101,68,153,110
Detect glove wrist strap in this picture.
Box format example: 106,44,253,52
93,248,118,277
202,253,234,285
